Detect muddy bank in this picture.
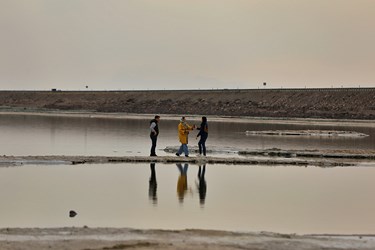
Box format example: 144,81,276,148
1,88,375,119
0,227,374,250
245,130,369,137
164,146,375,161
4,146,375,167
0,155,354,167
238,148,375,160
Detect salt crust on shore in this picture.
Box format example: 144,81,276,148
245,130,369,137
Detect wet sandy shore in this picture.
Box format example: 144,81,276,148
2,145,375,167
0,155,356,167
1,227,375,250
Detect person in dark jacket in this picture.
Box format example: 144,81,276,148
150,115,160,156
196,116,208,156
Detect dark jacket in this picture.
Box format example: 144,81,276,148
197,121,208,138
150,119,159,136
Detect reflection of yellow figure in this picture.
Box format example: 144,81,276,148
176,163,189,203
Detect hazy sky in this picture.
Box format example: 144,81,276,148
1,0,374,90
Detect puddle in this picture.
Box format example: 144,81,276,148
0,163,375,234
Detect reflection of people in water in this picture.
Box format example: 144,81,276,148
149,163,157,205
176,163,189,203
197,164,207,205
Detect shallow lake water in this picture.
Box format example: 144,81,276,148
1,163,375,234
1,114,375,234
0,114,374,156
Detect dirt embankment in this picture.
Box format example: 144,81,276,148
0,88,375,119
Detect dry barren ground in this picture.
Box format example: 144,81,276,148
1,88,375,119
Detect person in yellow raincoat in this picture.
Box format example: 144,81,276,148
175,117,195,157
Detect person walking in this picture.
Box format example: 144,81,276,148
196,116,208,156
149,115,160,156
176,117,195,157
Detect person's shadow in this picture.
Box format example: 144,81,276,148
197,164,207,206
149,163,157,205
176,163,189,203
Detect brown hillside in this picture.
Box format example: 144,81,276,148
0,88,374,119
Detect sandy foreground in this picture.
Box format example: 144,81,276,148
1,228,375,250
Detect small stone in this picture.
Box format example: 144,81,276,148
69,210,77,218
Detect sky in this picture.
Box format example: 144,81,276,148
0,0,374,90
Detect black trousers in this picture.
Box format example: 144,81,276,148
150,135,158,156
198,135,208,156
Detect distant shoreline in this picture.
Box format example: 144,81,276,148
0,109,374,128
0,89,375,120
2,87,375,92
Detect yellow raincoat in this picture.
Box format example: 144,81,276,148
178,122,194,144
